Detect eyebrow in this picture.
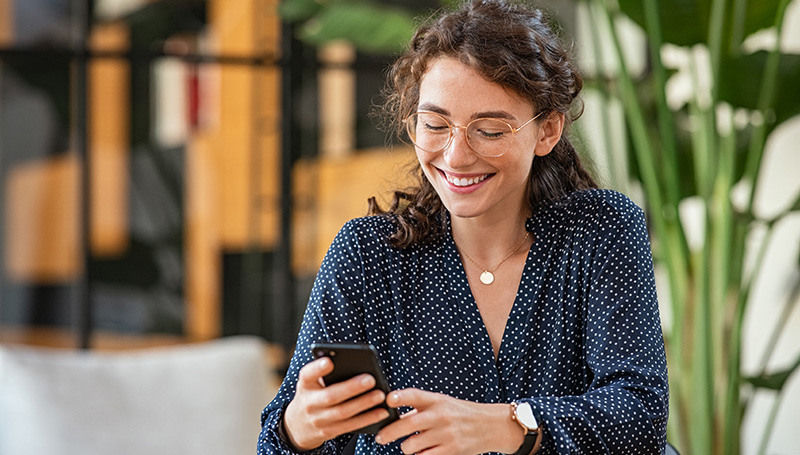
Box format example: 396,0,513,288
417,103,518,121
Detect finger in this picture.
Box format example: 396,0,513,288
326,406,391,437
416,447,447,455
386,388,433,409
316,374,378,406
318,389,387,422
303,401,391,445
376,406,428,446
297,357,333,390
399,431,440,455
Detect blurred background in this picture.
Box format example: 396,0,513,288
0,0,406,351
0,0,798,454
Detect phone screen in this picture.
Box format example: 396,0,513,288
310,343,399,433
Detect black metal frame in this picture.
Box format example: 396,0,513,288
275,21,301,350
71,0,92,349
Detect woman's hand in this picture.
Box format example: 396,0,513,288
282,357,391,451
375,388,526,455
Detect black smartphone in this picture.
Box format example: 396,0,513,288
310,342,399,434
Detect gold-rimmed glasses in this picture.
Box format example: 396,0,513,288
404,110,544,157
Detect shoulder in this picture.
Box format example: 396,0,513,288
530,189,648,246
315,216,399,290
337,215,397,242
544,188,644,226
327,215,398,257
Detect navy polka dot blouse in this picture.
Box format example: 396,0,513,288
259,189,669,454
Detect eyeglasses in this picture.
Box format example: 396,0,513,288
404,110,544,157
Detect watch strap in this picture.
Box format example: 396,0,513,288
511,431,537,455
510,402,542,455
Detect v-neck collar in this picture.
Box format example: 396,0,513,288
441,209,560,391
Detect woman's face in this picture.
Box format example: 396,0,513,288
414,56,549,223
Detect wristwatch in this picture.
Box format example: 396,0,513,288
510,401,541,455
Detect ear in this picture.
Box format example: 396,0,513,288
534,111,565,157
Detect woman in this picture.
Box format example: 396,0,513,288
258,0,669,454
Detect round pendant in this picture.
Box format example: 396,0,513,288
479,271,495,285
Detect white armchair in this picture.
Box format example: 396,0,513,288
0,335,278,455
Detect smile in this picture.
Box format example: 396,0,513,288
445,173,490,187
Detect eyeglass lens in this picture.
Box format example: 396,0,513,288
405,112,515,157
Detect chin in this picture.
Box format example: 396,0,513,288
440,201,485,220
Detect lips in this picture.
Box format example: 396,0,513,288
444,172,490,187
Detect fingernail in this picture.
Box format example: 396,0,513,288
361,375,375,386
375,434,383,444
391,392,400,402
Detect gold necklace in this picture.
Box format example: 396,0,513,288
456,231,530,285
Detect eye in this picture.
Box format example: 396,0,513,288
475,128,507,139
423,122,448,132
417,114,450,134
471,120,511,140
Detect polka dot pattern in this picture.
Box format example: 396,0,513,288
258,189,669,454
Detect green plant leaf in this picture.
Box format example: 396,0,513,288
793,193,800,212
617,0,707,46
298,3,416,55
718,51,800,130
744,353,800,391
279,0,324,22
440,0,462,9
615,0,781,48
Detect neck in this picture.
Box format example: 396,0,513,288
450,213,530,266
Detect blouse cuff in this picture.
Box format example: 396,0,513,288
518,399,553,454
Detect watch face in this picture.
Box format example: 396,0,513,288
516,402,539,430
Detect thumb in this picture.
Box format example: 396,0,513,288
297,356,333,390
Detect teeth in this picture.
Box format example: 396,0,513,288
446,174,488,187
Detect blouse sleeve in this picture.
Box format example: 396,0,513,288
527,202,669,454
257,220,370,455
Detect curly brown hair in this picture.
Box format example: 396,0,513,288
369,0,598,248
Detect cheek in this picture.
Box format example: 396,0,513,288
509,155,535,188
416,150,436,177
517,134,541,156
415,148,426,165
505,151,534,176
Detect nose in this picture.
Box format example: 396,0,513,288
443,126,478,168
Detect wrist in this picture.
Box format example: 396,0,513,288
481,403,527,454
508,401,542,455
281,403,321,453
